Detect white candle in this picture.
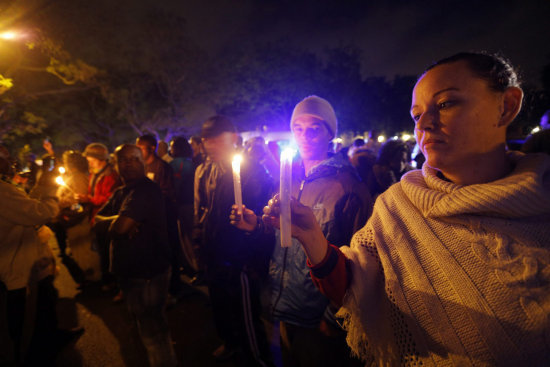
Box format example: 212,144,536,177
279,148,294,247
232,154,243,217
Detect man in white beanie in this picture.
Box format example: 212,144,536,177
232,95,373,366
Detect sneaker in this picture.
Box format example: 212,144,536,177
212,344,236,361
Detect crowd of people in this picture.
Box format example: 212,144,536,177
1,51,549,367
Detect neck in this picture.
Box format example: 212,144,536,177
303,154,328,176
95,162,108,174
440,145,512,185
145,155,156,165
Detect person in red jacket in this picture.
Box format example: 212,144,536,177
76,143,120,222
76,143,120,287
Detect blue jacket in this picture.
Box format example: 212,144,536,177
270,153,372,328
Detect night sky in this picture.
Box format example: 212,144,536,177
8,0,550,85
176,0,550,86
2,0,550,146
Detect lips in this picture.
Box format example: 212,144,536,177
422,137,445,149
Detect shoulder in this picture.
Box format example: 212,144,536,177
0,180,23,197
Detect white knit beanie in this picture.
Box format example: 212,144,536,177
290,95,338,139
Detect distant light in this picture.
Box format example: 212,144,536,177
402,134,412,141
531,126,541,134
333,138,343,144
55,176,65,186
377,135,386,143
0,31,18,40
58,166,66,174
391,136,398,140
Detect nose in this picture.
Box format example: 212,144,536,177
415,110,436,132
304,128,317,140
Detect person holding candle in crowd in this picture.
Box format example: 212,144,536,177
77,143,120,222
193,116,274,365
231,96,373,367
261,53,550,365
77,143,120,290
0,146,84,366
48,150,89,258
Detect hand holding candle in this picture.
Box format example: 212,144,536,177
279,148,295,247
232,154,243,217
55,175,75,194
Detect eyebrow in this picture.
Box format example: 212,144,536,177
410,87,460,112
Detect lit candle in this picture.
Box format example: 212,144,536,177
279,148,295,247
232,154,243,217
55,176,74,193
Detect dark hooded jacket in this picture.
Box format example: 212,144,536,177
193,155,274,269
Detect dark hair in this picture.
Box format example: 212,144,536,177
201,115,236,139
353,138,365,147
376,139,410,166
62,150,88,174
137,134,157,149
170,136,193,158
423,52,521,92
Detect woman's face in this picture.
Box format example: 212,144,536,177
411,61,508,174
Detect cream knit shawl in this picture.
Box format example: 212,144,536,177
339,152,550,366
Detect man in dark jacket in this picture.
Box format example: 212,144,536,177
194,116,274,366
136,134,187,298
96,144,176,367
233,96,373,367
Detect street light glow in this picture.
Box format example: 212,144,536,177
0,31,19,40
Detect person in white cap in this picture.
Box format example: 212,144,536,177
232,95,373,367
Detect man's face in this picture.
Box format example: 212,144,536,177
136,140,155,162
116,146,145,183
86,157,103,174
291,115,332,161
202,132,236,162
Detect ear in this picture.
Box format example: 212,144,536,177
498,87,523,127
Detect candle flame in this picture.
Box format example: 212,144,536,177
232,154,243,173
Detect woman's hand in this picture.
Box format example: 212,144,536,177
262,195,329,265
230,204,258,232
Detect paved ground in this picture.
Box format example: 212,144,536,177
52,238,281,367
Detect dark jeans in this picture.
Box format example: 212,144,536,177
279,321,363,367
4,276,59,366
118,269,177,367
92,219,114,283
47,221,68,255
207,264,272,367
